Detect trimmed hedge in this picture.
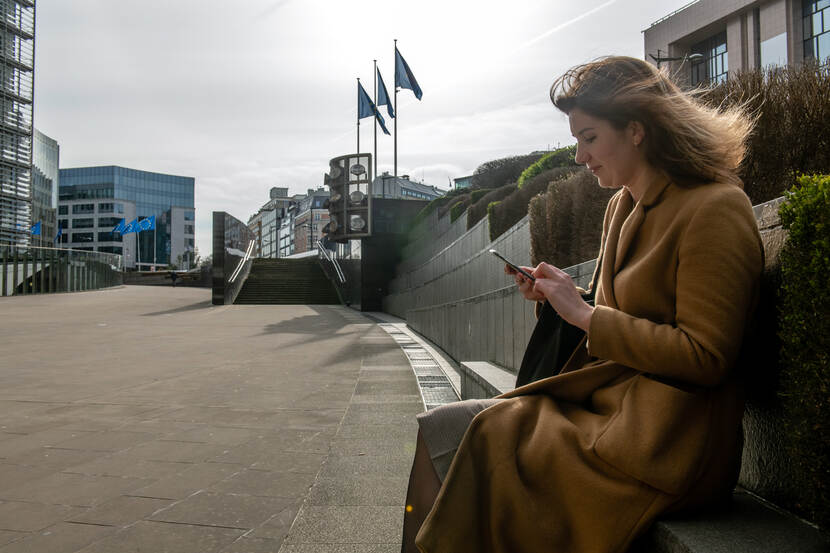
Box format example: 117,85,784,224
487,166,579,241
471,153,545,190
450,200,467,223
517,145,577,188
778,173,830,529
528,169,616,267
467,184,517,230
701,61,830,204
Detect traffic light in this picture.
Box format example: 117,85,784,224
323,153,372,241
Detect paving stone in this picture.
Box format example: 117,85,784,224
62,455,189,479
0,430,96,458
305,477,408,506
327,438,416,457
0,464,55,493
218,536,283,553
278,545,399,553
124,440,229,463
318,454,412,478
348,394,422,405
0,501,82,532
50,430,157,452
354,380,420,396
160,426,263,446
0,472,152,507
150,491,296,530
246,498,302,540
0,530,26,547
75,520,243,553
209,469,316,498
249,451,327,473
335,423,417,442
0,521,114,553
284,506,402,545
2,448,103,471
67,495,173,527
131,462,244,500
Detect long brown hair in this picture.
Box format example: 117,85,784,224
550,56,753,188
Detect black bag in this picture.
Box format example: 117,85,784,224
515,257,601,388
515,295,594,388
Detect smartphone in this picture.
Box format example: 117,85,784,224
489,249,535,281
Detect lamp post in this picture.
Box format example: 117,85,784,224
649,49,704,68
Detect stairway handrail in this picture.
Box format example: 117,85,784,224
316,240,345,284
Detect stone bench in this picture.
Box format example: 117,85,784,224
458,360,830,553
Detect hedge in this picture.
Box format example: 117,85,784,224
528,169,617,267
487,166,579,241
450,200,467,223
470,153,545,190
701,60,830,204
467,184,517,230
778,173,830,529
517,145,577,188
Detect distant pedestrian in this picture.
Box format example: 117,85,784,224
169,271,178,287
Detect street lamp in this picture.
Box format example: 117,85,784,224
649,49,704,68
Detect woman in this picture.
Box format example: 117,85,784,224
401,56,764,553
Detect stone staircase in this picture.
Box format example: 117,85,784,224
233,258,341,305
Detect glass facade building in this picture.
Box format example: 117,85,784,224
32,129,59,245
0,0,35,246
58,166,195,269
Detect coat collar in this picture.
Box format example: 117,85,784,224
602,176,673,293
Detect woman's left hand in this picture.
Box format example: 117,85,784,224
531,263,595,331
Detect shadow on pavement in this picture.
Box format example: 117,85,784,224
141,300,214,317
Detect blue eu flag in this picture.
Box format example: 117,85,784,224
358,82,390,135
112,218,126,233
377,68,395,118
54,225,62,243
138,215,156,232
395,47,422,100
123,218,138,234
30,221,41,235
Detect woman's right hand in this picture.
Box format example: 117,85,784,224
506,264,545,302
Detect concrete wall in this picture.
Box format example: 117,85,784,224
384,211,595,373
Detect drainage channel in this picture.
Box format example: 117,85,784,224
374,322,460,411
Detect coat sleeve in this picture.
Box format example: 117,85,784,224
587,187,763,387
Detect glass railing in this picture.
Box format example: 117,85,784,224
0,245,124,296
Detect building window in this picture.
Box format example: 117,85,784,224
184,211,195,221
184,224,194,234
98,232,122,242
185,238,195,248
98,246,123,255
72,218,95,229
72,203,95,214
761,33,789,68
690,31,728,86
72,232,94,243
804,0,830,62
58,219,68,229
98,217,122,228
58,205,68,215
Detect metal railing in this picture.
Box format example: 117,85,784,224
211,211,255,305
316,239,345,284
1,245,124,296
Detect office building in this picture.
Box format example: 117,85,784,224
247,187,294,258
32,129,59,245
0,0,35,245
292,188,329,254
58,166,195,269
644,0,829,86
372,173,446,201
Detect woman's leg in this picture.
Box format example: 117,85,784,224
401,429,442,553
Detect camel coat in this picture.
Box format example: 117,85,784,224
415,177,764,553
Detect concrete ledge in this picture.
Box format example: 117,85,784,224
460,361,515,399
632,490,829,553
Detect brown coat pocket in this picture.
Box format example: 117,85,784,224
592,375,710,494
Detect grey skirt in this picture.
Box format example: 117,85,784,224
416,398,504,481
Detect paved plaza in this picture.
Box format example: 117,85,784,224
0,286,425,552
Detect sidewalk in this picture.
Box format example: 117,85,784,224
0,286,424,552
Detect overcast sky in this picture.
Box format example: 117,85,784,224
33,0,693,257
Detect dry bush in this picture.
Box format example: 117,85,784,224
529,170,616,267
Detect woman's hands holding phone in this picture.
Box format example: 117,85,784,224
509,262,595,332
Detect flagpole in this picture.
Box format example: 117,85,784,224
393,39,398,177
373,59,378,180
136,229,140,271
356,77,360,155
153,225,156,269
